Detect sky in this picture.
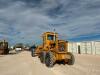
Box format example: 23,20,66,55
0,0,100,45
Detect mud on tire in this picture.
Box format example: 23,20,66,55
45,52,55,67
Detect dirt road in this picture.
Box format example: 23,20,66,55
0,51,100,75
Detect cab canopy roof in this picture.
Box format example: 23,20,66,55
42,32,58,36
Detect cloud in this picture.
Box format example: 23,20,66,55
0,0,100,45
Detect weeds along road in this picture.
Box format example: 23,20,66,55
0,51,100,75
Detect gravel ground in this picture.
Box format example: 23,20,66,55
0,51,100,75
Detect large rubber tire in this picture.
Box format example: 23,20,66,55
4,49,9,54
67,52,75,65
40,51,46,63
31,49,35,57
45,52,55,67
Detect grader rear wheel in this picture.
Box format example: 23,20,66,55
67,52,75,65
40,51,46,63
45,52,55,67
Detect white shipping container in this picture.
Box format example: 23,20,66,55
95,41,100,55
68,42,77,53
80,42,95,54
86,42,92,54
68,41,100,55
80,42,87,54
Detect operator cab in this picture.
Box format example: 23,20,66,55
42,32,58,49
47,35,55,40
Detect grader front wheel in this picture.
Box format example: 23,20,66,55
31,49,35,57
45,52,55,67
40,51,46,63
67,52,75,65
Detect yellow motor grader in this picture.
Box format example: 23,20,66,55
32,32,75,67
